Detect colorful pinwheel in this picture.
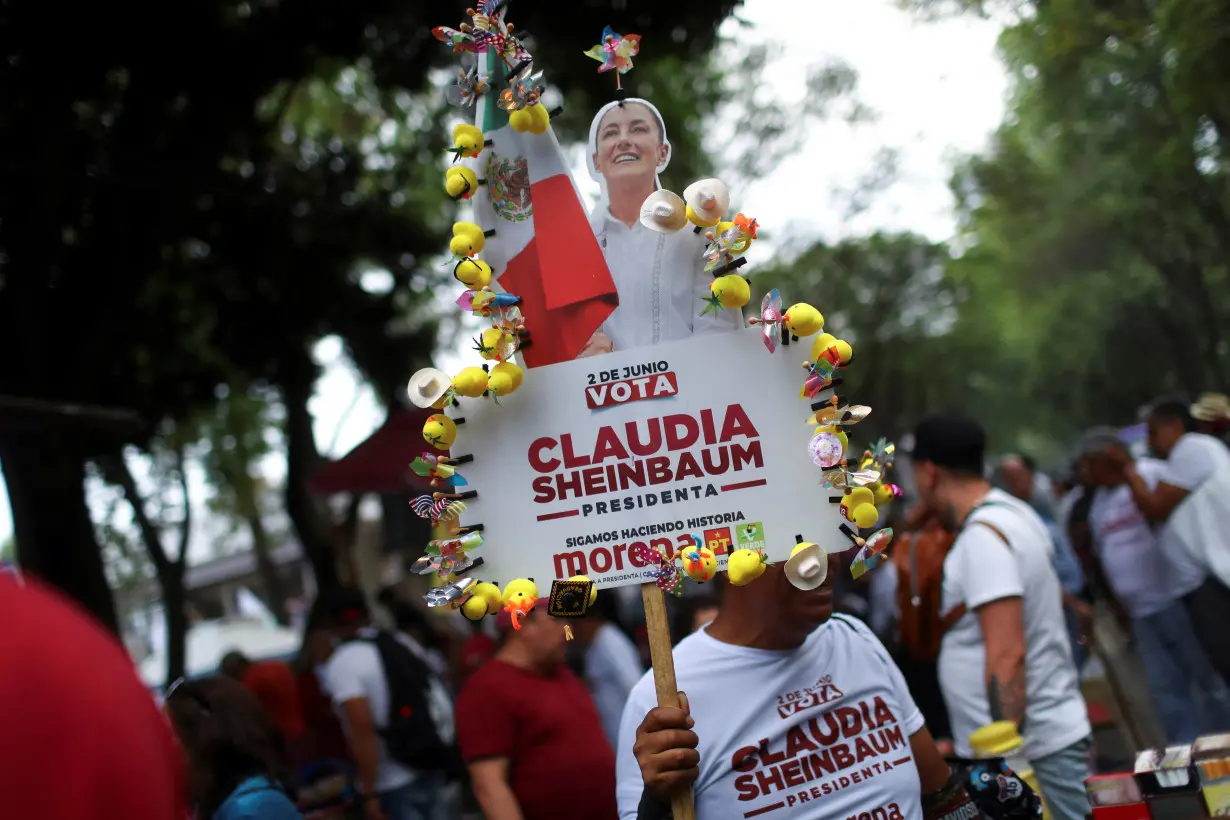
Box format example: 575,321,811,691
446,60,489,108
583,27,641,89
800,354,838,399
820,464,881,492
850,529,894,580
808,431,846,469
410,454,468,488
702,223,744,272
409,494,468,524
748,288,784,353
498,64,544,111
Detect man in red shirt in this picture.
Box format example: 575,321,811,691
0,573,189,818
456,603,617,820
221,650,306,751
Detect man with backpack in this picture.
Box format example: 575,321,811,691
910,414,1091,820
319,586,458,820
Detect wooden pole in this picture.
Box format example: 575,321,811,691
641,582,697,820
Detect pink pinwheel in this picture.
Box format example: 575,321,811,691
747,288,784,353
409,494,468,524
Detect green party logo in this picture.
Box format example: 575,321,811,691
737,521,766,551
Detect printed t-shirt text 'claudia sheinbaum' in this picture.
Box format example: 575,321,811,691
616,615,926,820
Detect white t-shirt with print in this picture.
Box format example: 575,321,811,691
938,489,1090,761
321,628,456,794
616,615,926,820
1089,459,1184,616
1159,433,1230,590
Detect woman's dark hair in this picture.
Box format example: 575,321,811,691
165,675,293,817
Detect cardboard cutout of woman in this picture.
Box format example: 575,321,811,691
580,98,743,356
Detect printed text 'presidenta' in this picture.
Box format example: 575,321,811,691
528,404,764,504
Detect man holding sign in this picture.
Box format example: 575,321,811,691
618,558,984,820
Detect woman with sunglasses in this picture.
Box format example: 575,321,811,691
165,675,304,819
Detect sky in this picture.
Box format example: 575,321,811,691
0,0,1008,558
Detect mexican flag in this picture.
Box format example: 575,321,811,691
470,50,617,368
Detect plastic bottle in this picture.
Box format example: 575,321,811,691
970,720,1050,820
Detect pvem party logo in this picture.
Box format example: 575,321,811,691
585,360,679,410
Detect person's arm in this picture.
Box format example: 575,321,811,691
959,525,1028,729
469,758,525,820
978,597,1028,729
910,726,955,796
1123,463,1189,521
340,697,383,799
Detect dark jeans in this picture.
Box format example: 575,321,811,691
1182,576,1230,688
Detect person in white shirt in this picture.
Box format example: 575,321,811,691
318,588,456,820
909,414,1091,820
574,595,645,748
1080,429,1230,742
579,98,742,356
618,557,970,820
1114,398,1230,688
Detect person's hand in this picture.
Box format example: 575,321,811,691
1070,598,1095,646
633,691,700,802
577,331,613,359
363,795,386,820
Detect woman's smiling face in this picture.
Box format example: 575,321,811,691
592,102,668,185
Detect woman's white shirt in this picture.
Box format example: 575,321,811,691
591,209,742,351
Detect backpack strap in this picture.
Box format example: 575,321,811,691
937,508,1015,631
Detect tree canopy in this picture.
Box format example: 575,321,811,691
0,0,747,628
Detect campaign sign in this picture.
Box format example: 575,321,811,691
452,326,849,589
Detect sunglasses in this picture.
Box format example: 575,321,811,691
164,677,212,714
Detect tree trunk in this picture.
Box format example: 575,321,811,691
282,374,341,596
102,452,189,684
0,432,118,634
246,508,291,625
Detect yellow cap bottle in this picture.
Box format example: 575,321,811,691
969,721,1049,820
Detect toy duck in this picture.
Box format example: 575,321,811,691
681,545,718,582
811,332,852,366
445,165,481,200
840,486,880,530
702,274,751,315
726,547,767,586
502,578,539,629
461,581,504,622
488,361,523,396
449,221,489,258
782,303,824,340
454,257,493,289
422,414,459,451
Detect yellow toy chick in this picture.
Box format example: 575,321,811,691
727,548,767,586
502,578,539,630
488,361,523,396
451,366,490,399
422,414,458,451
449,222,488,258
509,104,549,135
703,274,751,315
445,166,480,201
454,257,493,289
461,581,504,622
811,332,853,366
840,486,880,530
681,546,718,582
783,303,824,339
451,124,489,160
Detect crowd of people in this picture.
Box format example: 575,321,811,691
1,394,1227,819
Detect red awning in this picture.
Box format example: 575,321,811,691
309,408,438,496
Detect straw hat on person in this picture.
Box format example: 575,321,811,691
1191,393,1230,422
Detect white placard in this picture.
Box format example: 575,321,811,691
450,326,849,589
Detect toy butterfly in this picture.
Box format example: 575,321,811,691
410,494,468,524
446,58,489,108
630,543,682,595
821,464,881,491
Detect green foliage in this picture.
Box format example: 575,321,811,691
894,0,1230,449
